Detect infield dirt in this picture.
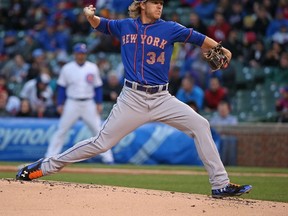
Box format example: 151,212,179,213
0,178,287,216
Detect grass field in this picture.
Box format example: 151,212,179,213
1,162,287,203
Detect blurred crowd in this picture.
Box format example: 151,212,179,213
0,0,288,122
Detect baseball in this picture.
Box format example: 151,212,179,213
83,7,94,17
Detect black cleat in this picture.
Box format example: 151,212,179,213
16,159,44,181
212,183,252,198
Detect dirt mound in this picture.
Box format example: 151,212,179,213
0,178,287,216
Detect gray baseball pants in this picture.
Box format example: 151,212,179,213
41,84,229,189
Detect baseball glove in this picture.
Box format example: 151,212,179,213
203,42,229,71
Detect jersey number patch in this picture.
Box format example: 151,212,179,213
147,52,165,65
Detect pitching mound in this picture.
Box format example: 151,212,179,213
0,178,286,216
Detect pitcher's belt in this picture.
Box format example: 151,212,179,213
125,80,168,94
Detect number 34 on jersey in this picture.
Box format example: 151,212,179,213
122,34,167,65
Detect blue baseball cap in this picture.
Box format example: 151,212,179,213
32,48,44,58
73,43,87,54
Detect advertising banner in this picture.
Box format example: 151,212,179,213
0,118,220,165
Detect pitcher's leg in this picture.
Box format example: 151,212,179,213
41,95,149,175
152,95,229,189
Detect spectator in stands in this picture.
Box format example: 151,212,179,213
103,72,122,102
209,100,238,165
176,75,204,110
266,8,288,38
216,0,230,15
222,28,244,62
170,12,180,23
2,30,18,58
210,100,238,126
245,39,266,68
26,48,49,81
194,0,217,22
204,76,228,112
262,0,278,18
19,73,55,118
1,54,30,84
0,74,22,108
0,90,11,117
168,66,182,96
16,31,39,63
268,52,288,85
187,12,207,35
207,12,231,42
264,41,283,67
226,0,244,29
271,24,288,45
39,66,56,92
71,12,92,37
241,14,256,33
0,87,20,117
37,22,69,53
16,98,34,117
241,33,257,66
5,90,21,116
253,4,271,38
276,86,288,123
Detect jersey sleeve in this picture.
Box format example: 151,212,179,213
57,65,68,87
95,18,122,39
93,65,103,87
170,22,205,47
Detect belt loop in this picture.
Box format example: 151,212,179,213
158,85,163,92
132,82,137,90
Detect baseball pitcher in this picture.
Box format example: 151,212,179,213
17,0,251,198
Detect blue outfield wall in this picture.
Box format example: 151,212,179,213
0,118,221,165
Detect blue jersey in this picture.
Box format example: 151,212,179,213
96,17,205,85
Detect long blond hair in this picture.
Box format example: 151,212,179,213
128,1,142,18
